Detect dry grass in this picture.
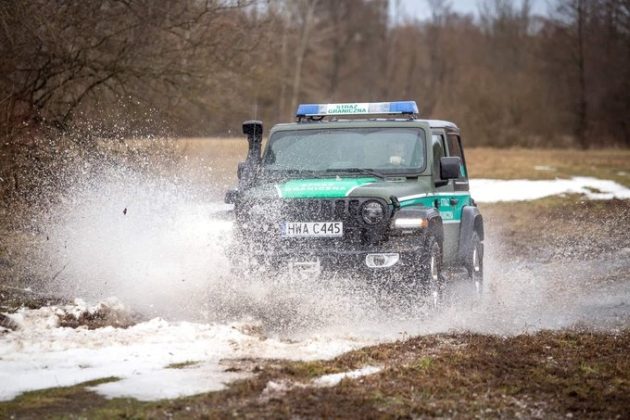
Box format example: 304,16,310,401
480,196,630,261
2,331,628,418
173,137,246,189
93,138,630,187
153,140,630,187
112,137,247,192
467,148,630,186
1,141,629,418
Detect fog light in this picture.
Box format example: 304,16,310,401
365,253,400,268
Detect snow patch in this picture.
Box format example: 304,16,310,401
5,176,629,402
470,177,630,202
312,366,382,387
0,302,370,401
259,379,306,402
258,366,383,401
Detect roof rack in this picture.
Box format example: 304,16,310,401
295,101,419,122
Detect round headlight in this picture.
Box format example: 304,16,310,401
362,201,385,225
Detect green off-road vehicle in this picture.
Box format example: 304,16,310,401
225,101,484,303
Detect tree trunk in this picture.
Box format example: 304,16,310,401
575,0,589,149
290,0,318,115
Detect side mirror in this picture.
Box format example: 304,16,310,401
225,188,239,204
440,156,461,180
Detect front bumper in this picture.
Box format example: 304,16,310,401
236,234,428,274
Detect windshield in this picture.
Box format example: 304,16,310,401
262,127,426,175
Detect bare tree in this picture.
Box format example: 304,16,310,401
2,0,630,150
0,0,259,138
289,0,319,114
554,0,590,148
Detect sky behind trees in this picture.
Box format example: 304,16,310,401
1,0,629,149
394,0,547,20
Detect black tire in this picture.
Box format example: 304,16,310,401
466,231,484,297
402,234,444,309
421,234,444,307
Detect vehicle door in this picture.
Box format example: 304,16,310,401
431,131,467,264
445,132,470,192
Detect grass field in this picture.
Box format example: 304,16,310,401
157,138,630,188
2,331,628,418
1,141,629,418
466,147,630,186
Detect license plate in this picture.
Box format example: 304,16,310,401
281,221,343,238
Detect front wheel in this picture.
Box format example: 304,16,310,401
466,231,484,297
421,235,444,308
401,234,444,309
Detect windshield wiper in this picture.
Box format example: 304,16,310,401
325,168,386,179
263,169,326,179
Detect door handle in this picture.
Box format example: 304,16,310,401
449,198,459,206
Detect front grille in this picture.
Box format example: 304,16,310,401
282,198,361,222
238,198,391,246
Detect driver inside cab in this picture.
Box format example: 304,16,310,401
387,140,407,167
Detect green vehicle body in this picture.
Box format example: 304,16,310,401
227,113,484,292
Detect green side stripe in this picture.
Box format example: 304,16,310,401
276,177,377,199
400,193,472,222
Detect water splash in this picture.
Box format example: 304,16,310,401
33,144,629,336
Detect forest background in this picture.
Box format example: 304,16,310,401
1,0,629,207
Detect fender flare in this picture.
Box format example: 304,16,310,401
428,211,444,248
392,206,443,247
457,205,484,264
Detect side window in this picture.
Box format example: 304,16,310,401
446,134,467,178
432,134,445,180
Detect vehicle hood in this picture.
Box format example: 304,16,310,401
242,176,432,203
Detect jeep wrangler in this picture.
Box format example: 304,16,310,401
225,101,484,303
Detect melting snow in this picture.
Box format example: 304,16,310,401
470,177,630,202
258,366,382,401
312,366,382,387
2,176,629,402
0,302,370,401
259,379,306,402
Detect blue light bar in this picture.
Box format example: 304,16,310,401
296,101,419,118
